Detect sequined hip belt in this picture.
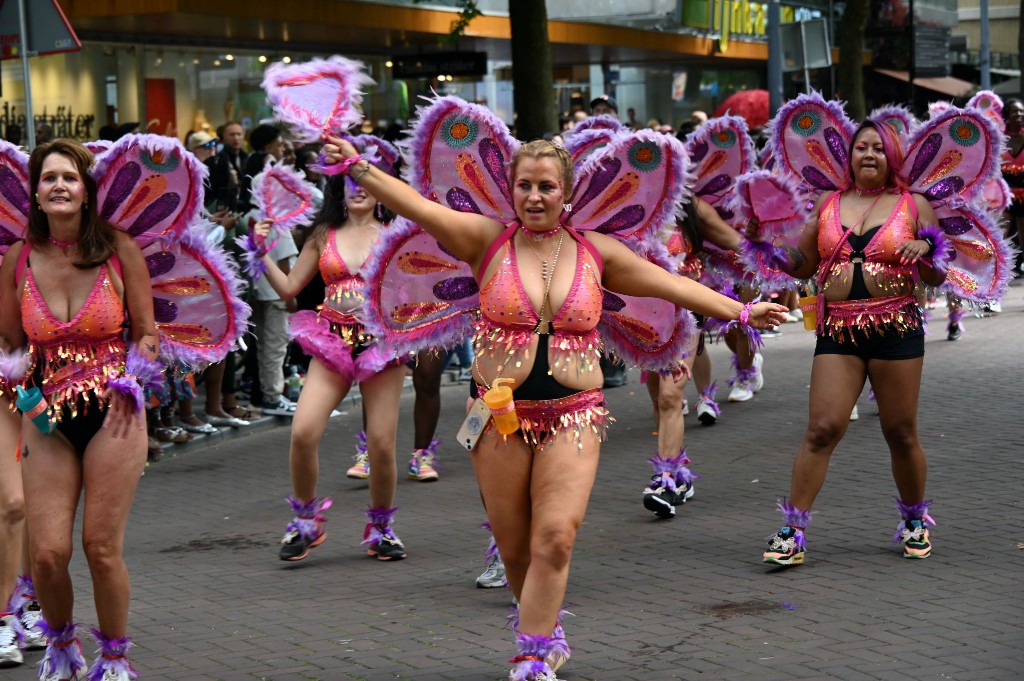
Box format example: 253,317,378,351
822,294,921,343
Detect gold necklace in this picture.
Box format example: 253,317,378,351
531,229,565,335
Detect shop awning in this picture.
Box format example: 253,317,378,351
874,68,976,98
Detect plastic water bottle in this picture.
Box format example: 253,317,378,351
15,385,55,434
286,367,302,402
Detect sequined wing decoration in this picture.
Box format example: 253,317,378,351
92,134,207,247
598,238,697,372
0,140,30,255
564,115,627,138
869,105,916,145
83,140,113,156
569,129,689,242
351,134,401,177
685,114,757,222
967,90,1004,133
902,106,1013,302
402,94,519,223
251,165,318,230
768,91,856,193
564,127,622,165
145,222,251,366
361,217,478,355
262,56,374,142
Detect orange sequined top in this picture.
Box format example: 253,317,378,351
815,191,922,341
476,221,604,373
1002,143,1024,207
21,261,127,416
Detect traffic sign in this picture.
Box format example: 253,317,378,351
0,0,81,60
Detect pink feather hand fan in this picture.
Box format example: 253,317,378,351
251,164,318,230
263,56,375,142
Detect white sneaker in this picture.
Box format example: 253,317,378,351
849,405,859,421
18,600,46,650
728,382,754,402
0,614,23,667
782,312,800,323
752,353,764,393
984,300,1001,313
476,556,507,588
696,398,718,425
790,308,804,321
682,399,689,415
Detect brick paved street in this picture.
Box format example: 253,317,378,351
6,285,1023,681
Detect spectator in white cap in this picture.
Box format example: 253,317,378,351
187,131,219,162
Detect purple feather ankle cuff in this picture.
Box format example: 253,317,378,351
777,498,812,528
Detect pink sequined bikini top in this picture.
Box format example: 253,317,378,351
1002,144,1024,174
818,191,918,267
17,245,127,411
319,229,365,307
477,221,604,335
21,264,125,345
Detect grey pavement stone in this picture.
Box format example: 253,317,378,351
6,285,1023,680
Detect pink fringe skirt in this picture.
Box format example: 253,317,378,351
289,310,403,383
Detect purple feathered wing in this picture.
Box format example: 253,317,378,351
361,217,479,356
685,114,757,223
93,133,207,247
144,224,251,366
598,238,697,372
0,140,29,256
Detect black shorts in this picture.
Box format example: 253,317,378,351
814,326,924,361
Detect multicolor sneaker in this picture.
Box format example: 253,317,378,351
408,438,440,481
363,507,407,561
762,526,806,566
346,431,370,479
279,496,331,561
896,519,932,559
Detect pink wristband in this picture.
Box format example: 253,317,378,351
739,301,755,326
337,154,363,175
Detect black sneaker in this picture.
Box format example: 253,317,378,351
946,323,962,341
279,527,326,561
368,534,407,561
642,474,677,518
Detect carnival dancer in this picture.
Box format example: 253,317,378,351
253,170,410,563
0,396,46,668
745,93,1011,566
641,195,745,518
1001,97,1024,276
0,140,161,680
326,122,786,678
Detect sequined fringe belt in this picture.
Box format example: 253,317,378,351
821,294,921,343
511,388,612,451
34,339,127,421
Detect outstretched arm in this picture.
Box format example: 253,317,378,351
693,196,742,251
590,232,788,328
253,220,320,300
322,135,501,269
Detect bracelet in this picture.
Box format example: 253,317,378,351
920,236,935,256
337,154,363,175
350,161,372,183
739,301,756,326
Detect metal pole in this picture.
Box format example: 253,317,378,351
979,0,991,90
768,0,783,116
907,0,915,112
17,0,36,148
800,22,811,94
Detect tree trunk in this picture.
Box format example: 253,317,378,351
508,0,557,140
837,0,869,120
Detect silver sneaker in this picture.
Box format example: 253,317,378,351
476,555,507,588
19,600,46,650
0,614,23,667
